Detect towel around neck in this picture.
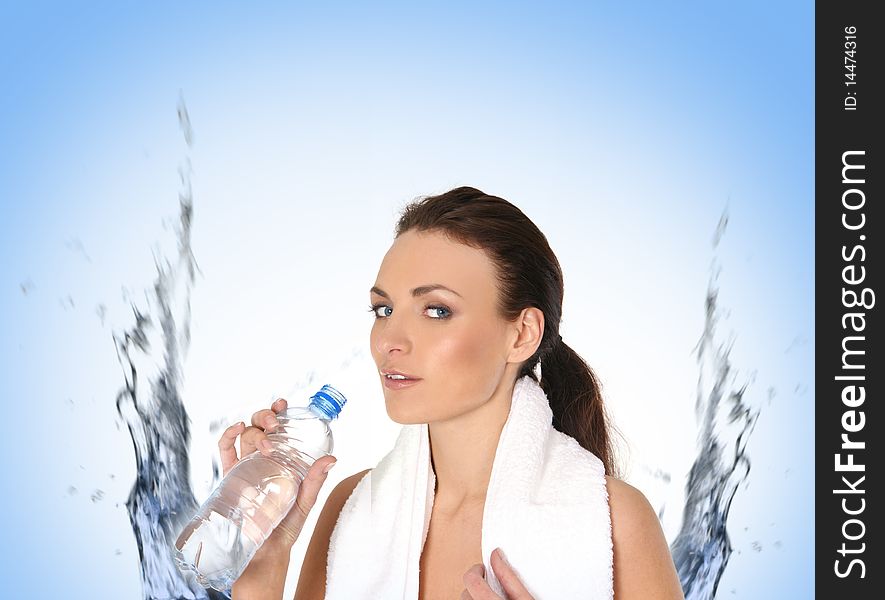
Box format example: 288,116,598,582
325,375,613,599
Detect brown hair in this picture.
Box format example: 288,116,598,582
395,186,617,476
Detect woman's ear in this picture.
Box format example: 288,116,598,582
508,307,544,364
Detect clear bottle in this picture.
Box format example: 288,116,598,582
173,384,347,592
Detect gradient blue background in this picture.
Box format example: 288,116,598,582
0,2,813,598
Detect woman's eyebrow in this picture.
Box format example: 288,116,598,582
370,284,462,299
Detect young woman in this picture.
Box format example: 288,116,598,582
220,187,683,599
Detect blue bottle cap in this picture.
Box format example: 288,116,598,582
309,384,347,419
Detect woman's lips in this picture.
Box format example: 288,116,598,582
382,376,422,390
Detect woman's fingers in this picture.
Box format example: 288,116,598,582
274,454,338,547
250,406,281,432
462,551,532,600
490,548,532,599
293,455,338,519
242,398,289,456
218,422,246,476
219,398,290,475
462,563,497,599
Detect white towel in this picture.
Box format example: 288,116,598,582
325,375,613,599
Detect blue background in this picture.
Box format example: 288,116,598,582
0,2,813,598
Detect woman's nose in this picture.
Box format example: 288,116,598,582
374,322,411,356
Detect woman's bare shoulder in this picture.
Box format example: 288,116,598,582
605,476,685,600
332,468,372,500
606,475,655,521
293,468,372,600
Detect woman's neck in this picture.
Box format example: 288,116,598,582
426,377,516,515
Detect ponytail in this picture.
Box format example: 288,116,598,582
522,336,618,477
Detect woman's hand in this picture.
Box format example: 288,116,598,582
219,397,339,550
460,548,535,600
220,398,338,598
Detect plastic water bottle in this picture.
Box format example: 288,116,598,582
173,384,347,592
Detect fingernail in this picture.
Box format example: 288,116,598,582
323,461,337,474
496,548,508,565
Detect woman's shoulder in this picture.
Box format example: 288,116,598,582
606,475,671,553
605,476,685,599
316,467,373,540
293,468,372,600
326,468,372,516
333,468,372,496
605,476,654,519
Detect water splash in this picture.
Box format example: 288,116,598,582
670,209,761,599
113,96,227,599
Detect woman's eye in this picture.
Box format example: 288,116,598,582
425,305,452,319
368,304,392,318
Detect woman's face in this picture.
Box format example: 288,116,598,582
369,229,517,424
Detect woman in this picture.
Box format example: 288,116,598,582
220,187,683,599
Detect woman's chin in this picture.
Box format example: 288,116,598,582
384,405,425,425
384,396,431,425
388,415,427,425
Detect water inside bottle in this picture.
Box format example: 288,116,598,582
174,508,258,590
174,455,306,590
